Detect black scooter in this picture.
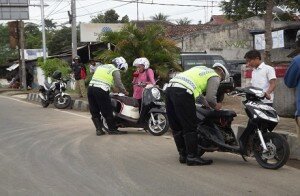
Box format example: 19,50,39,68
196,86,290,169
101,84,169,136
38,71,71,109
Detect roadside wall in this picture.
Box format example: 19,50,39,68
178,17,297,61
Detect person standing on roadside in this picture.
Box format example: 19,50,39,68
88,57,129,136
71,55,87,98
284,44,300,138
244,50,277,106
89,59,101,74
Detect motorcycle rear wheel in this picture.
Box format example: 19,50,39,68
54,95,72,109
253,132,290,170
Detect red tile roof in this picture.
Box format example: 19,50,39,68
206,15,232,25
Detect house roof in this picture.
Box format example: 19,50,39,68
206,15,232,25
166,24,215,39
131,20,175,28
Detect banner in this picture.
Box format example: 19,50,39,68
80,23,124,42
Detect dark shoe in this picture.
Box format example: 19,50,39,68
107,129,127,135
184,132,213,166
186,156,213,166
179,154,187,164
91,117,105,136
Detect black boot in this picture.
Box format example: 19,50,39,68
173,132,186,164
91,117,105,136
106,116,127,135
184,132,213,166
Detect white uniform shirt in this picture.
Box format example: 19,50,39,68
89,62,101,74
251,62,276,103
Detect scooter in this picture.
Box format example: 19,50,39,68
101,83,169,136
196,86,290,169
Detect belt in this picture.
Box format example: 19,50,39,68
89,83,110,91
166,83,193,95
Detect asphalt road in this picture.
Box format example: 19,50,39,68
0,95,300,196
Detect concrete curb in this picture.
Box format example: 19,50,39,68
234,125,300,160
27,93,89,111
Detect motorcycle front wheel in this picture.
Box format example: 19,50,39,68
253,132,290,170
41,99,50,108
147,113,169,136
54,94,72,109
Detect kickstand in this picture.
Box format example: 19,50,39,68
241,155,248,162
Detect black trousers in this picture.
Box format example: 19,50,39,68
88,86,116,131
165,87,197,136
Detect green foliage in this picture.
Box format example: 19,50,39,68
37,58,71,78
90,9,129,23
0,24,18,65
176,17,192,25
44,19,57,30
150,13,169,21
25,23,42,49
221,0,300,21
47,26,72,55
97,23,181,87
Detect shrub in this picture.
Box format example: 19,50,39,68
37,58,71,78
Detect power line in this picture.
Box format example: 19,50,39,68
111,0,219,7
45,0,63,19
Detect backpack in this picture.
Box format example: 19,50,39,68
80,67,86,79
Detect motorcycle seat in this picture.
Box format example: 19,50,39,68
111,95,139,107
197,106,237,118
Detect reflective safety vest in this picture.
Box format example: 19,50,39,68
170,66,219,98
89,64,118,87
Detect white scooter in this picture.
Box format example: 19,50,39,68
102,84,169,136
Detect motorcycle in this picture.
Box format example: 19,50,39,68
101,83,169,136
196,86,290,169
38,71,72,109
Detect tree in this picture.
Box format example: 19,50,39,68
47,26,72,55
176,17,192,25
24,23,42,49
221,0,300,64
0,24,18,65
264,0,274,65
221,0,300,21
120,15,129,23
98,24,181,90
44,19,57,31
90,9,129,23
150,13,169,21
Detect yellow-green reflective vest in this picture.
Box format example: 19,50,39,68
170,66,219,98
89,64,118,87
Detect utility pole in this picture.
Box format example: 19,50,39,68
71,0,77,58
136,0,139,21
18,21,27,90
40,0,47,62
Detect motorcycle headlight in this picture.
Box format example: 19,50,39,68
151,88,161,100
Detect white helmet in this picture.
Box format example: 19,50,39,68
133,57,150,69
212,63,230,81
112,56,128,71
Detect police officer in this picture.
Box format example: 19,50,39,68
165,64,229,166
88,57,129,135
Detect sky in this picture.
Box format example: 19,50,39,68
25,0,224,26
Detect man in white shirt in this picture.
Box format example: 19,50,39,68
89,59,101,74
244,50,277,106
